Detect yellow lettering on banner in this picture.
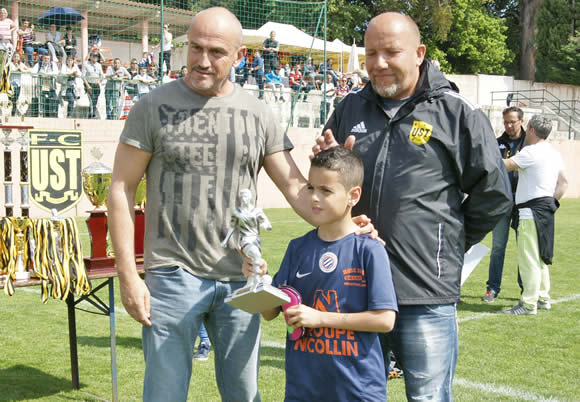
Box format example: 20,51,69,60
66,150,81,190
49,150,66,191
409,120,433,145
31,149,49,190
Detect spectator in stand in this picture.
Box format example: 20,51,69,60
152,24,172,73
280,63,290,78
82,51,104,119
31,53,59,117
249,49,264,100
61,56,81,118
105,57,131,120
59,26,77,60
0,8,15,46
234,54,248,86
126,58,140,99
289,64,311,102
17,19,35,67
46,23,65,61
9,52,29,116
265,66,285,102
319,73,335,127
139,51,152,68
320,57,338,86
134,65,154,99
148,64,159,90
304,57,320,89
335,76,350,104
262,30,279,73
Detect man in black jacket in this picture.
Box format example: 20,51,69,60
313,12,512,401
502,115,567,315
483,106,526,302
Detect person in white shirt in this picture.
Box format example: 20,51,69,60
105,57,131,120
82,52,104,118
9,52,29,116
134,65,154,98
61,57,81,117
31,53,59,117
152,24,173,73
0,8,15,46
319,73,335,126
502,115,568,315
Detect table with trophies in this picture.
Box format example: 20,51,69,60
0,128,146,402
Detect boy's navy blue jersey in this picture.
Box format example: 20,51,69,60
272,230,398,402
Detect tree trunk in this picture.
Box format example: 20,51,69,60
520,0,544,81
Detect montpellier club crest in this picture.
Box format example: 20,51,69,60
319,252,338,273
28,129,83,213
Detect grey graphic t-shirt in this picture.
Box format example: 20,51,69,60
120,79,293,281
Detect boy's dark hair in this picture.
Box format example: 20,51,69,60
311,147,364,189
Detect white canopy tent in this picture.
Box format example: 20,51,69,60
174,21,365,73
243,22,365,72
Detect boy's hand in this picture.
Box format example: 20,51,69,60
353,215,386,246
242,256,268,278
285,304,322,328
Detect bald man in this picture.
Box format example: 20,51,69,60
108,7,320,401
313,12,512,401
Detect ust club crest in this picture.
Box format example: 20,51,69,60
29,130,83,213
319,252,338,273
409,120,433,145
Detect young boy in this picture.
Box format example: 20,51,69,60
261,147,398,401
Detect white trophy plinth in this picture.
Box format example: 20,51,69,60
225,281,290,314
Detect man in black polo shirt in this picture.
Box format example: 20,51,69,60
262,30,279,73
483,106,526,302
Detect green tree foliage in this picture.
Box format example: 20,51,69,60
327,0,371,45
535,0,579,84
442,0,513,74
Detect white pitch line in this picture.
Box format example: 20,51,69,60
454,378,561,401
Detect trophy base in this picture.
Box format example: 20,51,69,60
84,256,116,274
225,282,290,314
15,271,30,280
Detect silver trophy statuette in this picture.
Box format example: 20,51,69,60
222,189,289,314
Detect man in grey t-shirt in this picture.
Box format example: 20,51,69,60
108,7,321,402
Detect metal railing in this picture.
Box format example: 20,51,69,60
491,89,580,140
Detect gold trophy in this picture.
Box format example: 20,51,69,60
134,176,146,263
12,217,31,280
81,148,115,273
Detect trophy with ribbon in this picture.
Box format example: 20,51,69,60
81,149,115,272
134,176,146,263
223,189,290,314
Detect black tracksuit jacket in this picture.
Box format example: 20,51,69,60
324,61,513,305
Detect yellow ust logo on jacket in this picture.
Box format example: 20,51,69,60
409,120,433,145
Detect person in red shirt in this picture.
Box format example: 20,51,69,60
289,64,311,102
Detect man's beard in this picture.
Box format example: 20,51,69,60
372,81,399,98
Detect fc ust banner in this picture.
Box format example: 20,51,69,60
29,130,83,213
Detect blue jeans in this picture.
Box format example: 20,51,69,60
198,323,210,344
381,304,458,401
143,266,261,402
65,87,75,117
486,213,511,294
105,89,120,120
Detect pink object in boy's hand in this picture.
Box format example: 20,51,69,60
279,285,305,341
